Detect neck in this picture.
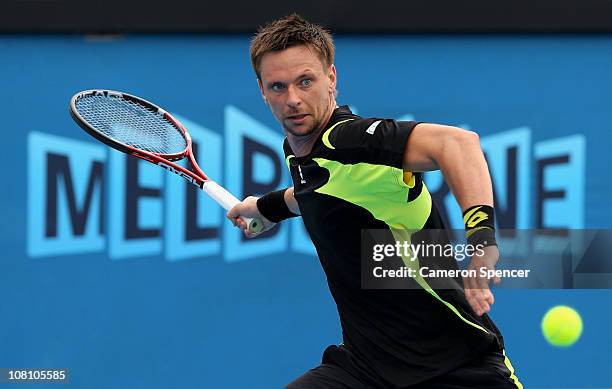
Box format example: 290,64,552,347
287,99,336,157
287,129,321,158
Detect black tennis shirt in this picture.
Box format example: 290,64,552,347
282,106,504,387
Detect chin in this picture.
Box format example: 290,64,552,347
284,122,318,137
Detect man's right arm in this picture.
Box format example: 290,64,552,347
227,187,299,237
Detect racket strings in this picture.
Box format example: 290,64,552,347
75,94,187,155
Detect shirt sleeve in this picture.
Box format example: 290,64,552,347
326,118,420,169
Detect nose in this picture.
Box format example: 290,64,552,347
286,84,301,108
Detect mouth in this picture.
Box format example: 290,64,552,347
286,114,308,124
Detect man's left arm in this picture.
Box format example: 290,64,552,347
402,123,500,316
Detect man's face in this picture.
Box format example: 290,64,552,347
258,44,336,137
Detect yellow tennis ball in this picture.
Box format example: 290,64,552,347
541,305,583,347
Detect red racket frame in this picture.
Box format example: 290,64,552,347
70,89,210,188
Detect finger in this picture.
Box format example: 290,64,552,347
233,217,242,228
227,209,240,224
479,288,495,313
227,203,243,219
467,285,488,316
472,290,487,315
483,288,495,306
237,219,247,230
478,288,492,313
464,285,480,311
230,217,243,230
227,216,236,226
464,289,482,316
480,300,491,314
478,287,492,309
475,273,494,306
464,280,479,311
244,223,259,238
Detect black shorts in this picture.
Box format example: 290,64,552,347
285,345,523,389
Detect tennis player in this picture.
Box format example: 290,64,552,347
228,14,523,389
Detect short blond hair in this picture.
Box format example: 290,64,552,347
250,14,335,80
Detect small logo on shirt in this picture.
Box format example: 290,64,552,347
366,120,381,135
298,165,306,184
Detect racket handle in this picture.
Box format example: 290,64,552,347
201,181,265,235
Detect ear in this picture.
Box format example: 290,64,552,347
328,64,337,94
257,78,267,104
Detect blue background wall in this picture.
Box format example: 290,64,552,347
1,35,611,388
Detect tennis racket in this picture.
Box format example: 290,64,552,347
69,89,264,235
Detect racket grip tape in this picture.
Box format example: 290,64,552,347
201,181,265,235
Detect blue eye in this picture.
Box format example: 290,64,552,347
270,83,285,92
301,79,312,87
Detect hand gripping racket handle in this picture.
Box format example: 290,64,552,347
202,181,265,235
